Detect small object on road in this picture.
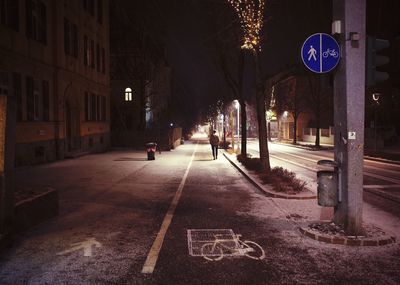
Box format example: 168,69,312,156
146,142,157,160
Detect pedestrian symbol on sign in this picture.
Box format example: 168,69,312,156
308,45,317,61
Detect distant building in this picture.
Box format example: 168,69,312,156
109,3,173,149
0,0,110,166
266,69,333,145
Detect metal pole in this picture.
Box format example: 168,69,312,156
374,107,377,151
333,0,366,235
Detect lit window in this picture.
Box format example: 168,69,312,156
125,87,132,101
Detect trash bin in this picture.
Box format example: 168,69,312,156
317,170,338,206
146,142,157,160
317,160,339,207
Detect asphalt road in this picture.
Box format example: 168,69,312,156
247,140,400,215
0,134,400,284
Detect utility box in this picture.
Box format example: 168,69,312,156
317,160,339,207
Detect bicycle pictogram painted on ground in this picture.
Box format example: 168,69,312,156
187,229,265,262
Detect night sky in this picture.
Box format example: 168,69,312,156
116,0,399,126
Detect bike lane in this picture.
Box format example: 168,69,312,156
132,138,302,284
131,137,400,285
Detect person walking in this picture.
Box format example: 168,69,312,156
210,130,220,160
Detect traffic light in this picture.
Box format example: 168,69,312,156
366,36,390,86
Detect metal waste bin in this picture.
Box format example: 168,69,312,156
317,160,339,207
146,142,157,160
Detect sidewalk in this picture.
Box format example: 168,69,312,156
223,150,400,245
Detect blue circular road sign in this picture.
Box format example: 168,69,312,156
301,33,340,73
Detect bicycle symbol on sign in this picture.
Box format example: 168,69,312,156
322,48,339,58
201,234,265,261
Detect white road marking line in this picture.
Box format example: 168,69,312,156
141,142,198,274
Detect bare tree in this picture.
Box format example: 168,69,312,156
227,0,271,172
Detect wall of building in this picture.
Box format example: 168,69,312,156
303,127,334,145
0,0,110,166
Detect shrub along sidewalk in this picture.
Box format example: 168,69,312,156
224,152,316,200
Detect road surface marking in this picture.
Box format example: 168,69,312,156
142,142,198,274
57,238,101,257
187,229,265,261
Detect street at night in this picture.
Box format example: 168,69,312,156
0,134,399,284
1,0,400,284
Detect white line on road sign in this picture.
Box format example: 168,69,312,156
141,142,198,274
319,33,323,72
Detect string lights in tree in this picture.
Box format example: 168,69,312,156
228,0,265,51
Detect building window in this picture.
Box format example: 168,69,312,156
0,0,19,31
83,0,94,16
13,73,22,121
42,80,49,121
90,39,95,68
97,0,103,23
26,0,47,44
72,24,78,56
64,18,78,57
102,96,106,121
90,93,96,121
101,47,105,73
321,128,330,137
84,35,88,66
311,128,317,136
96,43,100,72
64,18,70,54
84,91,90,121
88,0,94,16
0,71,9,96
33,80,40,120
96,95,101,121
26,76,34,120
125,88,132,101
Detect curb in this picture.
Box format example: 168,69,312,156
299,227,396,246
223,152,317,200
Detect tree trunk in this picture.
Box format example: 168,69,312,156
252,51,270,172
256,89,270,172
239,49,247,157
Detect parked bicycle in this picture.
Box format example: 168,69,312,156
201,234,265,261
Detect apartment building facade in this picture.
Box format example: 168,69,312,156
0,0,110,166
